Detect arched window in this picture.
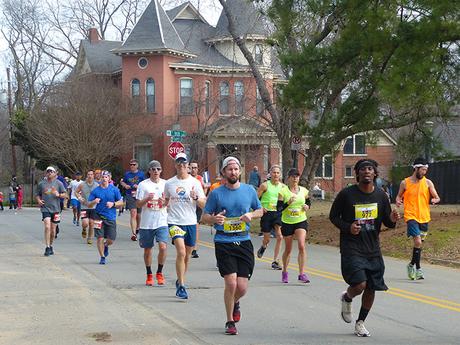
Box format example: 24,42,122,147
146,78,155,113
219,81,229,115
234,81,244,115
131,79,140,112
180,78,193,115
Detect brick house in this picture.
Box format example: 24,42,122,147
73,0,396,193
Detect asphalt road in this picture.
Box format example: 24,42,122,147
1,208,459,345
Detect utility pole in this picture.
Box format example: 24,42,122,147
7,67,17,175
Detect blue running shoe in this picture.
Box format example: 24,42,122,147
104,245,109,257
176,285,188,299
99,257,106,265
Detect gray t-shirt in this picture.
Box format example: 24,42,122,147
37,178,66,213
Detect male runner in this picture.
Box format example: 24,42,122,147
120,159,145,240
136,160,168,286
164,153,206,299
69,171,83,226
202,156,263,335
396,157,440,280
36,166,67,256
76,170,99,244
87,171,124,264
329,159,399,337
190,161,206,259
256,165,284,270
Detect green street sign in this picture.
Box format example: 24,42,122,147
171,136,183,142
166,130,186,137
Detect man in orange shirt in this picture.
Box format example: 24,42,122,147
396,157,440,280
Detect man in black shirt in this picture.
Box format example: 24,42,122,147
329,159,399,337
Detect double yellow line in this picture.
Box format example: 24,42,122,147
198,240,460,313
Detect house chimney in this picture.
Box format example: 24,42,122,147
88,27,100,43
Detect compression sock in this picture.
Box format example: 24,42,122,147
414,248,422,269
157,264,164,274
146,266,152,275
357,307,370,322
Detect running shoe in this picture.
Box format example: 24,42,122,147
73,218,76,225
298,273,310,283
282,271,288,283
76,221,80,226
104,245,109,257
191,250,199,258
176,285,188,299
341,291,353,323
271,261,282,270
415,268,425,280
44,247,51,256
49,246,54,255
82,229,87,239
156,272,165,285
225,321,238,335
87,239,93,245
99,257,106,265
257,245,266,258
233,301,241,322
146,274,154,286
258,232,263,237
407,263,416,280
355,320,370,337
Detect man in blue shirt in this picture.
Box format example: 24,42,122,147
88,171,123,264
202,156,263,336
120,159,146,241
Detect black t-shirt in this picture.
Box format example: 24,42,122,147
329,184,396,257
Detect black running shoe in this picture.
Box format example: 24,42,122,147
44,247,51,256
49,246,54,255
257,246,266,258
191,250,199,258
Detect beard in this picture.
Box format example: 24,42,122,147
416,172,423,179
227,176,239,184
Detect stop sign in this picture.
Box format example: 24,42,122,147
168,141,185,159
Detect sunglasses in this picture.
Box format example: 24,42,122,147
150,167,162,171
46,170,55,173
130,163,137,166
191,166,198,169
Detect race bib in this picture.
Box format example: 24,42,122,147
80,210,87,218
169,225,186,238
53,213,61,222
354,203,378,220
269,202,277,211
223,217,246,233
94,220,103,229
288,208,301,217
146,199,161,210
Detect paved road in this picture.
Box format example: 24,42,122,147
1,208,459,345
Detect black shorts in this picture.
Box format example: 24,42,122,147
341,255,387,291
260,211,282,232
281,221,308,237
125,194,141,212
42,212,61,224
93,215,117,241
215,240,254,279
81,209,96,219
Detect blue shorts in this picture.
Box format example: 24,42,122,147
70,199,81,210
138,227,168,248
407,220,429,239
168,224,197,247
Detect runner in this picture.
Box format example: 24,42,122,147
256,165,284,270
202,156,263,335
190,161,206,259
396,157,440,280
277,168,311,282
76,170,99,245
208,173,226,194
36,166,67,256
329,159,400,337
120,159,146,241
94,169,102,184
136,160,168,286
69,172,83,226
164,153,206,299
87,170,124,264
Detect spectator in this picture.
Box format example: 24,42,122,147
17,185,23,209
0,191,4,210
247,165,261,190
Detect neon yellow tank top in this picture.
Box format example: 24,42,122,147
260,181,284,211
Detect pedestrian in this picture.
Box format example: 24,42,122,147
8,185,17,210
36,166,67,256
164,153,206,299
190,161,207,259
329,159,400,337
247,165,261,190
256,165,284,270
202,156,263,335
136,160,168,286
76,170,99,245
120,159,146,241
277,168,311,283
0,191,4,210
87,170,124,264
17,185,23,209
396,157,440,280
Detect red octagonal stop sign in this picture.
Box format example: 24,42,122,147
168,141,185,159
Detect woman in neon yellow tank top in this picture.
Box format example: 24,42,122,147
277,168,311,284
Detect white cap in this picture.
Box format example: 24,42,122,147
175,152,188,162
221,156,241,171
46,166,56,172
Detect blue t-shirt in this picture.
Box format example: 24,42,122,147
123,171,146,191
204,183,262,243
88,184,122,221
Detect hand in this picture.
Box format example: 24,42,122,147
106,201,114,208
145,192,155,201
431,197,440,205
38,199,45,206
133,184,138,189
125,185,131,190
395,198,403,207
390,209,400,223
190,186,198,201
214,210,226,225
350,221,361,235
288,196,296,205
302,204,310,212
262,207,267,214
54,191,60,197
94,198,101,204
240,212,252,223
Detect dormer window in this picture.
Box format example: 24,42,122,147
254,44,263,65
138,57,148,69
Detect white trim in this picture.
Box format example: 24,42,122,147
172,3,209,24
154,0,165,44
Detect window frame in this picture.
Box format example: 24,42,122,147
343,134,366,155
219,81,230,115
145,78,155,113
254,44,263,65
131,78,140,113
234,80,244,115
344,165,354,178
179,78,194,116
314,154,334,179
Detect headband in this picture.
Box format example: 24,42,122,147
413,164,428,169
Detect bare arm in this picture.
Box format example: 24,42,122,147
395,179,406,207
257,182,267,199
427,179,440,204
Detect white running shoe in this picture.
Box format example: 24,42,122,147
355,320,370,337
341,291,353,323
415,268,425,280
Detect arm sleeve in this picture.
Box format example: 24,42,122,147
305,198,311,207
329,191,351,234
276,199,289,212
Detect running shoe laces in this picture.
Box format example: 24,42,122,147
156,272,165,285
341,291,353,323
233,302,241,323
257,245,266,258
146,274,154,286
225,321,238,335
355,320,370,337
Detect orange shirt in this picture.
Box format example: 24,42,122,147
403,177,431,223
209,181,223,193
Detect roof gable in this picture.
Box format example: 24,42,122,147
167,2,208,23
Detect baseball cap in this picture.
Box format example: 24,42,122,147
101,170,111,177
148,160,162,169
46,166,56,173
175,152,188,163
287,168,300,177
75,171,82,176
221,156,241,170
